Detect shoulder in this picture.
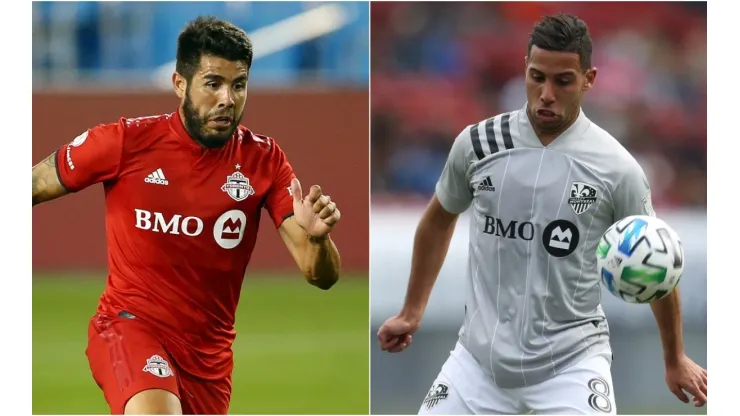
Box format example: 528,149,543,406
462,109,518,139
122,113,172,132
237,125,287,159
451,110,518,161
97,113,174,142
585,121,644,178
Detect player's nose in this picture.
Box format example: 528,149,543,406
540,81,556,104
217,89,235,109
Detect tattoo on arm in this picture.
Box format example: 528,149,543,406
32,152,69,206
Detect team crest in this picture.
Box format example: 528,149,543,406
422,382,449,410
142,355,173,378
221,171,255,202
568,182,598,215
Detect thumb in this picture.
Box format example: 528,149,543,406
670,384,690,403
290,178,303,203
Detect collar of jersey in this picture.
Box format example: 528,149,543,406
169,109,204,151
518,102,591,148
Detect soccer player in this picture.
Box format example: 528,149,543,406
32,16,342,415
377,13,707,414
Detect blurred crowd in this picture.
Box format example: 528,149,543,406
371,2,707,209
32,1,369,87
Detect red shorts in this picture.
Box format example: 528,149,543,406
85,312,232,415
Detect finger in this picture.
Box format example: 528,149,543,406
377,328,393,343
381,335,403,351
377,333,394,350
290,178,303,203
379,338,396,351
388,340,408,353
318,202,336,219
683,382,706,405
391,335,413,352
695,381,707,402
693,390,707,407
670,385,690,403
313,195,331,213
388,344,406,353
323,208,341,226
306,185,322,204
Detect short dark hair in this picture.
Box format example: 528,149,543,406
527,13,593,71
176,16,253,81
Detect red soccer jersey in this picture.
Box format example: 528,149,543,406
55,111,296,379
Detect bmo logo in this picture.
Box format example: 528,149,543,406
135,209,204,236
213,210,247,249
134,209,247,249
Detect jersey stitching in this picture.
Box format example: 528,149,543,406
540,156,574,378
112,119,127,181
488,151,511,386
517,148,546,387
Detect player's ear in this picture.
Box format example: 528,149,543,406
583,67,597,92
172,72,187,99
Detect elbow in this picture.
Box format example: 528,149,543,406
305,272,339,290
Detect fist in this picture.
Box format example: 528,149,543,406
377,314,420,353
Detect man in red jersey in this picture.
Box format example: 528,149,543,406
31,16,343,415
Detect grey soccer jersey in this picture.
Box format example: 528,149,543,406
435,104,655,389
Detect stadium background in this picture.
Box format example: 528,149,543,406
370,2,706,415
32,2,369,414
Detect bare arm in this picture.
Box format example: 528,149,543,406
32,151,69,206
399,195,459,324
650,287,684,365
279,216,341,290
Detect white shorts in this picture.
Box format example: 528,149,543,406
418,342,616,415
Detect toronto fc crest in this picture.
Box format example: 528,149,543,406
221,171,255,202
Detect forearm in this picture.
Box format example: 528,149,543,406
299,235,340,290
650,287,684,365
401,201,458,321
32,151,69,206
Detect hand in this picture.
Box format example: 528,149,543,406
291,178,341,238
665,355,707,407
377,313,421,353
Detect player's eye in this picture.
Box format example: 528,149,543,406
233,83,245,91
558,79,572,86
531,73,545,82
206,82,220,89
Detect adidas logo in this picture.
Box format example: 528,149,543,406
477,177,495,192
145,168,169,186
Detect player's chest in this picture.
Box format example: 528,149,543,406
471,150,610,221
119,156,269,222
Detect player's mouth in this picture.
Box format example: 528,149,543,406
209,116,233,127
536,109,557,122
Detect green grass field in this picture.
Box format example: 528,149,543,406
33,273,369,415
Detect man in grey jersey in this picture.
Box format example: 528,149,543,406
377,13,707,414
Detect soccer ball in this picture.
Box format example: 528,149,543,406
596,215,684,304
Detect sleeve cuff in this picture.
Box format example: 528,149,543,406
435,181,470,215
54,149,73,193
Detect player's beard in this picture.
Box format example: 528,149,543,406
181,90,242,149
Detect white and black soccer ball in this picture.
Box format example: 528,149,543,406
596,215,684,304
